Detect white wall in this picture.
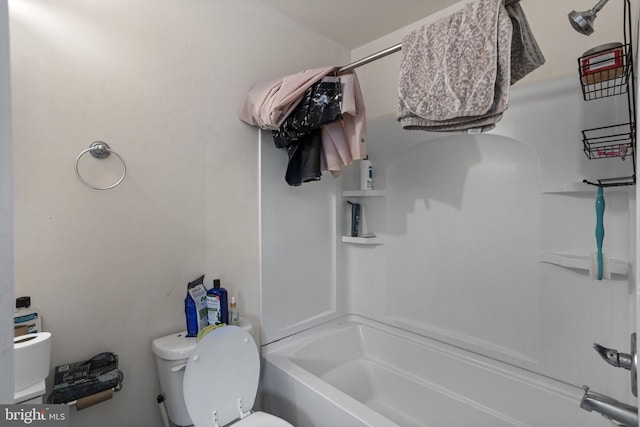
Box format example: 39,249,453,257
0,0,14,405
9,0,348,426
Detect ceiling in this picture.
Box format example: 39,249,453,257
261,0,460,49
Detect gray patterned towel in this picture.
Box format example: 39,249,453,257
507,2,545,85
397,0,545,133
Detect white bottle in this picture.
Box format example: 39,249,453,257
229,296,239,326
360,156,373,190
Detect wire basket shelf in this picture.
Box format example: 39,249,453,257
582,122,635,160
578,43,632,101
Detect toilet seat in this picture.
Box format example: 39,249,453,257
183,326,260,427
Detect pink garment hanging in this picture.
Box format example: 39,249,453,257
238,66,337,130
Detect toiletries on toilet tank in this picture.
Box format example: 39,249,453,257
229,297,239,326
14,296,42,336
185,275,208,337
207,279,229,325
360,156,373,190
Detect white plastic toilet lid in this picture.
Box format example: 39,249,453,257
183,326,259,427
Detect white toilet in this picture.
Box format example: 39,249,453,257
152,323,293,427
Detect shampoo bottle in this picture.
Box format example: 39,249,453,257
207,279,229,325
360,156,373,190
347,201,361,237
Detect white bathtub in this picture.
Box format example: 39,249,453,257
261,315,612,427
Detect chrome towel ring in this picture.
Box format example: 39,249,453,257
75,142,126,190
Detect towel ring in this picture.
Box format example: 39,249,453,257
75,142,126,190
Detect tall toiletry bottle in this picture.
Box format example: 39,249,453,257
207,279,229,325
229,297,239,326
347,201,361,237
360,156,373,190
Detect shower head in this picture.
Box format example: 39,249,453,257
568,0,610,35
568,9,597,35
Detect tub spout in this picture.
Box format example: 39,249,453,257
580,386,638,427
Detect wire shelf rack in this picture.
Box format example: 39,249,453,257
578,0,636,188
578,43,632,101
582,122,635,160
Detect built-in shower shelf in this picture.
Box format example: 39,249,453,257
342,189,386,197
540,251,629,276
342,236,384,245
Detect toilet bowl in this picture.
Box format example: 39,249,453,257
152,323,292,427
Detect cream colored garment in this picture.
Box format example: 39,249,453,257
397,0,544,133
321,72,367,174
239,66,337,130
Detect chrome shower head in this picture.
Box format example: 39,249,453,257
568,9,597,35
568,0,610,35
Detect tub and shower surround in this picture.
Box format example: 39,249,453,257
260,74,634,426
258,3,634,426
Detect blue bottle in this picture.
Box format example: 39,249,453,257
206,279,229,325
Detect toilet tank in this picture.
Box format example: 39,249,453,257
152,331,197,427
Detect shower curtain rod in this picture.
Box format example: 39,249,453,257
336,0,521,75
337,43,402,74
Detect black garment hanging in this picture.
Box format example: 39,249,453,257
273,80,343,186
284,130,323,186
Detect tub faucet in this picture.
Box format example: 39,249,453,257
580,386,638,427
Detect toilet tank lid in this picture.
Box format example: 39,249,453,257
152,331,198,361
